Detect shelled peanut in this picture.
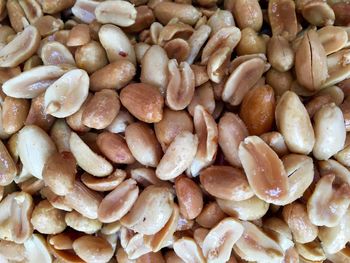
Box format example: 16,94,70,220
0,0,350,262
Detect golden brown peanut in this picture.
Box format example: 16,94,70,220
6,0,26,32
130,168,164,188
191,64,209,87
95,0,137,27
98,24,136,65
276,91,315,155
236,28,268,56
201,27,241,65
305,94,334,118
313,103,346,160
295,30,328,91
0,140,17,186
265,68,293,96
0,26,15,46
318,26,348,55
232,0,262,31
65,94,91,133
301,1,335,27
154,108,193,151
0,25,40,67
222,57,266,106
65,211,101,234
125,122,162,167
23,55,43,71
218,113,248,168
39,0,74,14
81,169,126,192
267,36,294,72
65,180,102,219
121,185,174,235
98,179,139,223
141,45,169,95
50,119,71,153
0,191,34,243
31,200,66,234
18,125,57,179
66,24,91,47
33,16,64,37
41,187,72,212
90,60,136,92
82,89,120,130
318,159,350,185
136,252,165,263
307,174,350,227
2,65,68,99
73,235,113,263
42,151,76,196
164,38,190,62
106,109,134,134
260,132,289,157
188,82,215,116
175,176,203,220
239,85,275,135
124,5,155,33
234,221,284,262
196,202,226,228
217,195,269,221
69,132,112,177
7,132,19,163
332,2,350,26
282,202,318,244
156,131,198,180
96,132,134,164
268,0,298,41
206,46,231,84
187,24,211,65
166,59,195,110
25,93,55,132
334,133,350,167
173,237,205,263
200,166,253,202
154,2,201,26
0,67,21,85
317,85,344,106
323,49,350,89
120,83,164,123
2,97,30,134
296,240,326,262
124,232,152,259
135,42,151,64
0,240,26,262
18,177,45,195
44,69,89,118
239,136,288,204
75,41,108,74
71,0,99,23
202,218,243,262
40,41,75,66
18,0,42,25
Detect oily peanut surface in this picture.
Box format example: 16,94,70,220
0,1,349,263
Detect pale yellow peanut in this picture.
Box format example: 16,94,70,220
154,108,193,151
75,40,108,74
188,82,215,116
207,9,234,36
65,210,102,234
124,5,155,33
34,15,64,37
40,41,75,66
40,187,72,212
98,24,136,65
31,199,66,234
267,36,294,72
106,109,134,134
44,69,89,118
236,28,268,56
23,234,54,262
39,0,75,14
202,218,244,263
318,26,348,55
187,24,211,65
173,237,205,263
18,125,57,179
141,45,169,95
0,191,34,243
0,240,26,262
296,240,326,262
42,151,76,196
73,235,113,263
81,169,125,192
156,131,198,180
301,1,334,26
18,177,45,195
69,132,112,177
6,0,26,32
217,195,269,221
121,185,174,235
125,122,162,167
71,0,99,23
0,25,40,67
260,131,289,157
66,93,91,133
23,55,43,71
50,119,71,153
154,2,201,26
98,179,139,223
2,97,29,134
265,68,293,96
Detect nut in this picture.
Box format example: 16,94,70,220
44,69,89,118
2,96,30,134
0,140,17,186
95,0,137,27
66,24,91,47
98,179,139,223
40,41,75,66
231,0,262,31
65,210,102,234
81,169,126,192
267,36,294,72
318,26,348,55
71,0,98,23
154,2,201,26
31,199,66,234
0,25,40,67
173,237,205,263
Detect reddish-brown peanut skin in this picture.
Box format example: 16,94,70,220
175,175,203,220
239,85,275,135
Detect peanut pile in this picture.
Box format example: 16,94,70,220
0,0,350,262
